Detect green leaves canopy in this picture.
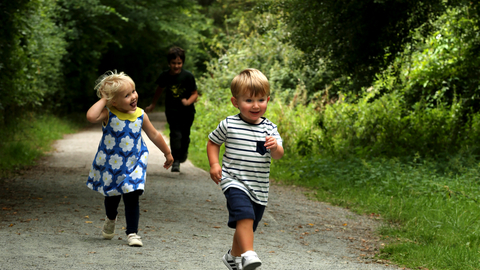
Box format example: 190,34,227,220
282,0,447,92
0,0,211,121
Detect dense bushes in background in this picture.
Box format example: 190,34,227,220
0,0,67,125
190,11,326,160
192,3,480,164
0,0,211,124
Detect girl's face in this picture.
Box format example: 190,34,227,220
168,56,183,75
231,93,270,124
112,83,138,114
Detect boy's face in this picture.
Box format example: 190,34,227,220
168,56,183,75
112,83,138,114
231,93,270,124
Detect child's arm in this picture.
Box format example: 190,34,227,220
206,139,222,184
86,97,109,124
145,86,164,113
181,90,199,106
265,136,284,160
142,113,174,169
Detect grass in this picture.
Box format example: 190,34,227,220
0,112,86,176
269,154,480,270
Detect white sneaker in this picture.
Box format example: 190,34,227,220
102,217,116,239
241,251,261,270
127,233,143,247
235,256,243,270
222,249,239,270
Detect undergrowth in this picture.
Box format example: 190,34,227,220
270,154,480,269
0,113,85,176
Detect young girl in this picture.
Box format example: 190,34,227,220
86,70,174,247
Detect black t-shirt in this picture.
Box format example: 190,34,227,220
155,69,197,114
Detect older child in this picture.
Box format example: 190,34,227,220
86,70,174,247
145,46,198,172
207,69,284,270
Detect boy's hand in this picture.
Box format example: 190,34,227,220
181,98,190,106
163,153,174,169
145,104,155,113
264,136,278,151
209,163,222,185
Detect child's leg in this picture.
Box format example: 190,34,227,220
165,111,182,161
231,219,254,257
122,190,142,235
165,111,194,163
225,188,265,255
104,195,122,220
179,113,194,162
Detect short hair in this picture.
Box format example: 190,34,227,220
167,46,185,63
231,68,270,98
94,70,135,106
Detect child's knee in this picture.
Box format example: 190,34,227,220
236,219,254,227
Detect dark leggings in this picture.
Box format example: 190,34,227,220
104,190,142,235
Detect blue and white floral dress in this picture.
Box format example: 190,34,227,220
86,107,149,196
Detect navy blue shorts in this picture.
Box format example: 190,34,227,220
224,187,266,232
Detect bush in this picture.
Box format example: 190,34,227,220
0,0,67,124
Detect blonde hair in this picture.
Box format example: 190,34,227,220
94,70,135,105
231,68,270,98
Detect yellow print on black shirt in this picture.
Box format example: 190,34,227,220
171,84,185,99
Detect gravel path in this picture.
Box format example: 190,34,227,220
0,112,403,270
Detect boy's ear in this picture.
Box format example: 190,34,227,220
231,96,238,108
267,96,271,102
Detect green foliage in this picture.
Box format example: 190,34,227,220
0,0,213,116
280,0,447,94
271,155,480,269
0,0,67,124
0,113,85,176
190,9,330,168
400,6,480,115
198,0,266,57
198,11,327,106
318,91,468,158
96,0,212,109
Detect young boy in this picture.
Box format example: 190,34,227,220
145,46,198,172
207,69,284,270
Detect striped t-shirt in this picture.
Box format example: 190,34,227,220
208,114,283,206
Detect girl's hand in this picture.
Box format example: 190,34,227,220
209,163,222,185
86,98,108,124
264,136,278,151
163,153,174,169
